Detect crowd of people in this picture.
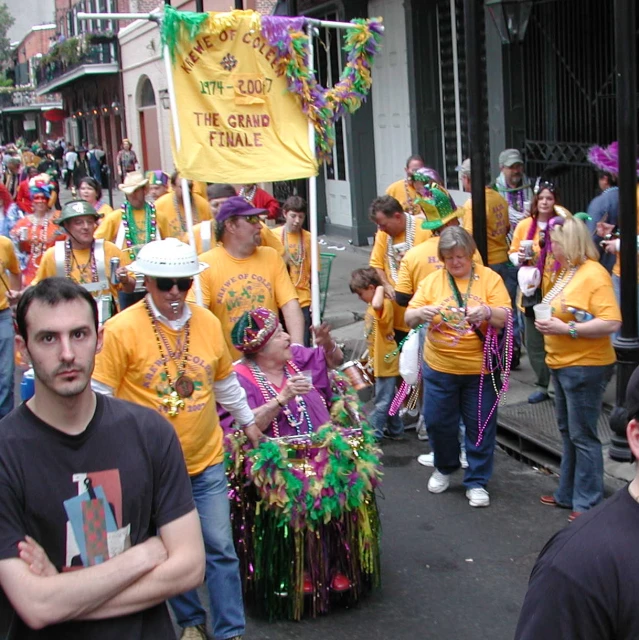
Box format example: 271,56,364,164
0,136,635,639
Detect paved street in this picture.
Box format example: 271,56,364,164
52,186,628,639
196,440,571,640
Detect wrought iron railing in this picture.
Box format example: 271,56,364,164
0,89,62,109
35,42,118,88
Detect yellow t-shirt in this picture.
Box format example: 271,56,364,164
272,226,318,308
543,259,620,369
365,299,399,377
408,264,511,375
94,206,159,255
93,302,232,475
0,237,19,311
190,246,299,360
462,188,510,265
31,240,130,301
395,235,484,297
386,179,420,214
369,217,431,332
155,192,211,239
186,220,284,256
97,202,113,217
612,187,639,278
510,217,555,302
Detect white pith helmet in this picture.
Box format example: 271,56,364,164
129,238,209,278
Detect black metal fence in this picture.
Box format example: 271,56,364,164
520,0,621,212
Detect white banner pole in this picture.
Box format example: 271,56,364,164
306,21,321,334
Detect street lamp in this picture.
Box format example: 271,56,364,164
485,0,533,44
159,89,170,110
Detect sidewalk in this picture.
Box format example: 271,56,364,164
320,237,636,489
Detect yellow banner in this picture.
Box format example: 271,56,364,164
170,11,318,184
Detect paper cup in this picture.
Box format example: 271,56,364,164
533,303,552,320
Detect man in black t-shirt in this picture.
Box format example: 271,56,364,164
0,278,204,638
515,366,639,640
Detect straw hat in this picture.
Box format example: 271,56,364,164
118,171,148,194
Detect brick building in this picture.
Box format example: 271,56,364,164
0,25,63,144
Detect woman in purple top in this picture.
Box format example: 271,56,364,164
230,307,343,437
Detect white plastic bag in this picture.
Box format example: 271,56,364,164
399,328,421,385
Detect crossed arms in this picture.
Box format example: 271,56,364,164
0,509,204,630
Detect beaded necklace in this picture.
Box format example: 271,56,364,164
172,192,189,234
477,310,514,446
403,179,421,215
26,212,53,272
65,239,98,284
386,213,416,282
144,299,192,417
248,360,314,437
281,227,305,286
541,265,578,306
240,184,257,203
120,201,157,260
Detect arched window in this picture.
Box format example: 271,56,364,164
138,77,156,108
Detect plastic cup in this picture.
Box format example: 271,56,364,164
301,370,313,384
520,240,534,260
533,303,552,320
524,200,531,213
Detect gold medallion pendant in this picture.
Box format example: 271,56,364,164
162,390,186,417
175,374,195,398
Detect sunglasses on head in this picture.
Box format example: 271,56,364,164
154,277,193,292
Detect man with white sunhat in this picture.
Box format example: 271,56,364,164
93,238,259,640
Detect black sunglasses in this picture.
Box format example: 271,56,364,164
155,277,193,292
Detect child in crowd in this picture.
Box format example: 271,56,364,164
350,267,404,441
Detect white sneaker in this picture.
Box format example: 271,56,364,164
427,470,450,493
466,487,490,507
417,452,434,467
416,416,429,441
460,450,468,469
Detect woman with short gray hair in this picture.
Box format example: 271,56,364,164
405,225,513,508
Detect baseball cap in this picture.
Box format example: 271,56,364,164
216,196,266,224
455,158,471,175
499,149,524,167
625,367,639,421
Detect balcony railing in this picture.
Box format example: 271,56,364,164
0,88,62,110
35,39,118,89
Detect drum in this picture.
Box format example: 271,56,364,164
340,361,374,390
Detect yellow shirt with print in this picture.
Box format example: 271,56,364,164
612,186,639,279
31,240,130,302
462,188,510,265
510,217,555,304
365,299,399,377
396,235,483,298
155,192,211,239
272,226,318,308
409,264,511,375
185,220,284,256
94,207,159,253
369,218,431,332
0,237,19,312
93,302,231,475
386,179,420,214
190,246,299,360
543,259,620,369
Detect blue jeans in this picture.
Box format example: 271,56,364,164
422,362,498,488
371,375,403,439
169,463,245,639
489,261,521,348
551,365,614,513
0,310,14,418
